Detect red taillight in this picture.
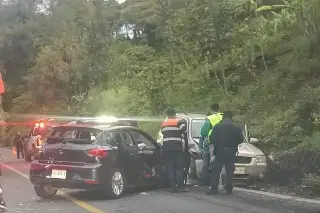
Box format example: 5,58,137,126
144,173,152,178
87,149,107,158
84,180,99,184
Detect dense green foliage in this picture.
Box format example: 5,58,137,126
1,0,320,191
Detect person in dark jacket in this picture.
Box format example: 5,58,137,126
207,111,244,195
13,132,24,159
161,108,188,193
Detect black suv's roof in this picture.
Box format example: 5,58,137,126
176,113,206,119
52,124,139,131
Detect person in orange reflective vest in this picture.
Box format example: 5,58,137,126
160,108,188,193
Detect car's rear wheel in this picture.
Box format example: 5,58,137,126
105,169,125,199
34,186,57,199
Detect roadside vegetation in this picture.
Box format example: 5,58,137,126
0,0,320,197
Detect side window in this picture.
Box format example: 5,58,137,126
120,131,134,146
130,130,155,149
62,130,77,138
97,131,116,146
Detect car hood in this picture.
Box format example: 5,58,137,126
237,143,264,157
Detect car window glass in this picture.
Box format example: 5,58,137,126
191,119,205,138
96,131,115,146
62,130,77,138
48,127,101,141
120,131,133,146
130,130,155,149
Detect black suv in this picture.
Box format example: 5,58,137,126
29,123,162,199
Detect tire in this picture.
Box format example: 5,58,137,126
34,186,58,199
104,169,125,199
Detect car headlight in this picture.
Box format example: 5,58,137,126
256,155,266,163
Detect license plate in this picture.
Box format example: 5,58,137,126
51,169,67,179
234,167,245,174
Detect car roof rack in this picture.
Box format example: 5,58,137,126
66,119,139,127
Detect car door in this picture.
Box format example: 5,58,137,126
128,129,161,180
116,129,143,184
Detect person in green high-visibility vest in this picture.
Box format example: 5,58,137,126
199,103,223,186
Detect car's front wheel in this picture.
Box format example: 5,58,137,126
105,169,125,199
34,186,58,199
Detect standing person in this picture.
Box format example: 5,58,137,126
161,108,188,193
183,131,190,186
13,132,24,159
199,104,223,186
0,184,7,211
207,111,244,195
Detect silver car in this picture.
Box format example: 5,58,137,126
157,113,267,184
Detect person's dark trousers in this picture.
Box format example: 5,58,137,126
162,151,184,190
16,145,24,159
199,148,210,186
210,147,237,193
183,151,191,185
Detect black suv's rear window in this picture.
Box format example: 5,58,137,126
46,126,102,144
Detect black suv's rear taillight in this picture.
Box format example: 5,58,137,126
87,149,108,159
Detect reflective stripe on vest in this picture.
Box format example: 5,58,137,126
161,118,179,128
207,112,223,137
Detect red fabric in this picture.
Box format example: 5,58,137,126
0,73,5,94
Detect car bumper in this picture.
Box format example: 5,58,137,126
194,158,267,181
29,162,104,190
233,163,267,181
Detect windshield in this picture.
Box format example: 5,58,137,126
191,119,205,138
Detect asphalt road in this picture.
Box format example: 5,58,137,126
1,148,320,213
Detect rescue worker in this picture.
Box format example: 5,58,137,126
0,184,7,211
199,104,223,186
160,108,188,193
13,132,24,159
207,111,244,195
